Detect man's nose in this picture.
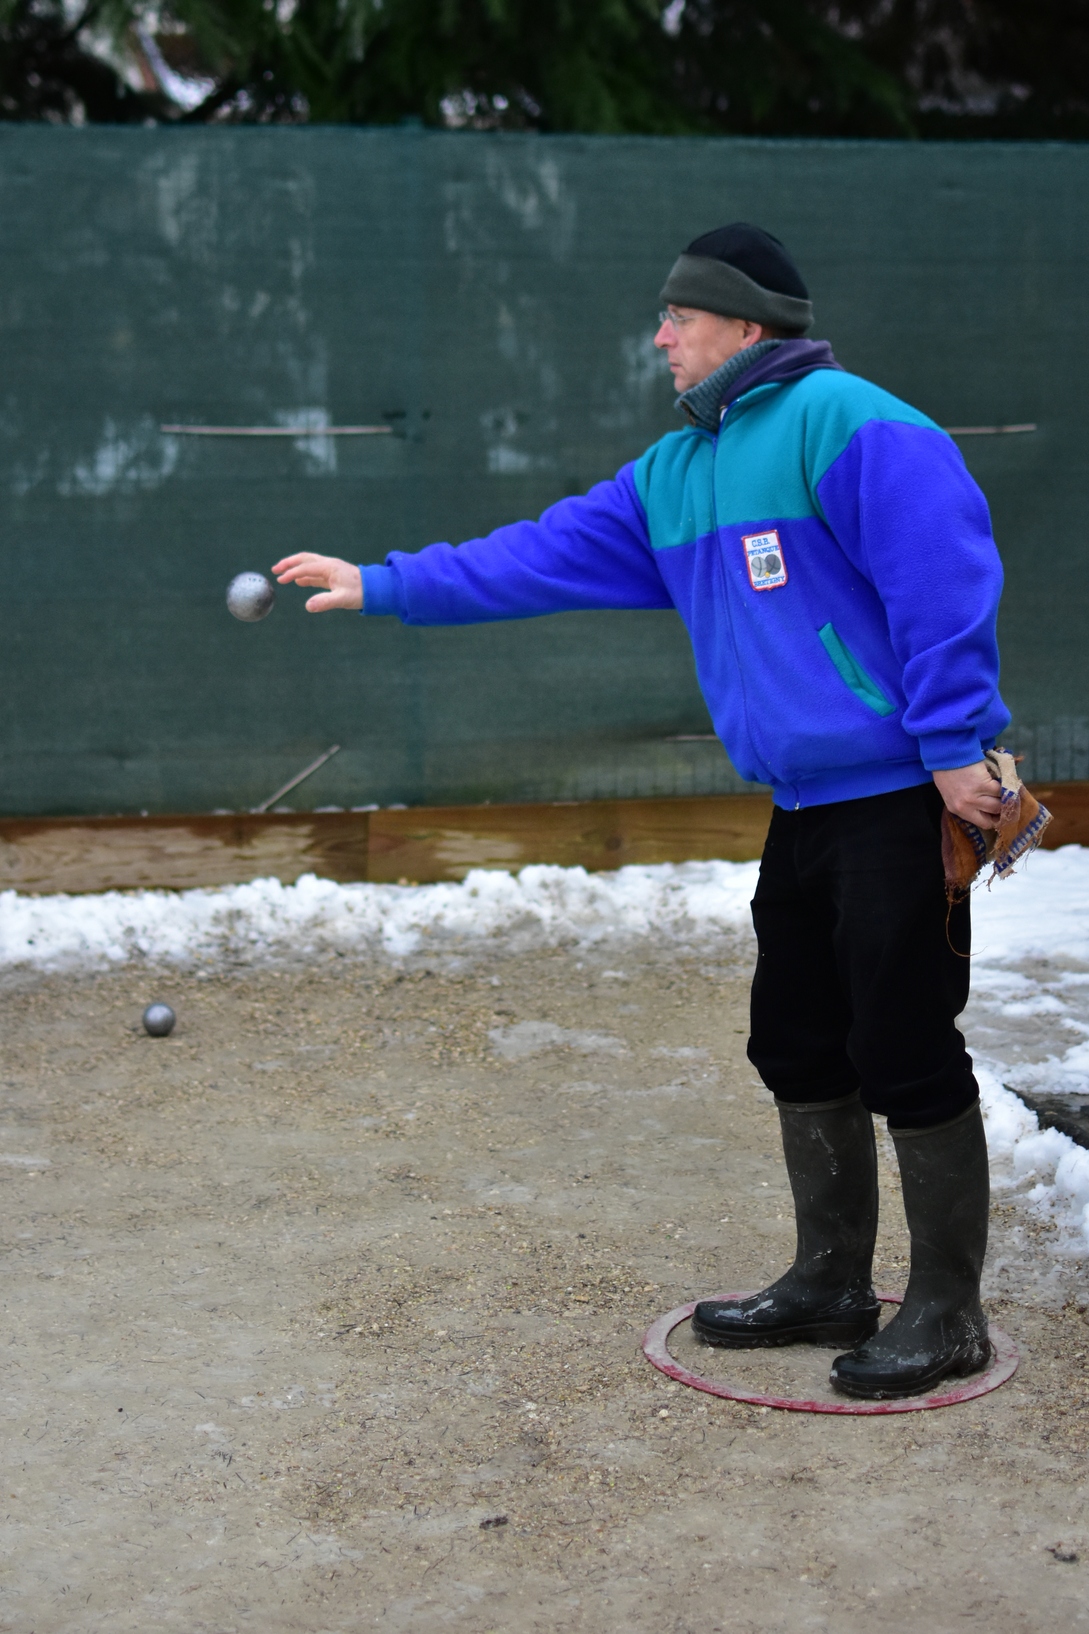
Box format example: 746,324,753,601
653,322,673,349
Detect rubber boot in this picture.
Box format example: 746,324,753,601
830,1102,991,1399
692,1090,881,1349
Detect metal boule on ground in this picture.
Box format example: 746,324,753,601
141,1001,176,1036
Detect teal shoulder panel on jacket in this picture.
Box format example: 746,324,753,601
711,370,943,529
634,428,717,552
793,369,941,492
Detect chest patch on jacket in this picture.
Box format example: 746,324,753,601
742,530,787,591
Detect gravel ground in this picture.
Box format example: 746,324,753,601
1,943,1087,1632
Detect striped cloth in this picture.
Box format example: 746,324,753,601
941,749,1052,901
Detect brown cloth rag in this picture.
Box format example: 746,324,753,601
941,749,1052,902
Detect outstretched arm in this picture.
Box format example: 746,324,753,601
377,467,668,625
274,465,670,625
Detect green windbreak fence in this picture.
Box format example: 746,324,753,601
0,127,1086,816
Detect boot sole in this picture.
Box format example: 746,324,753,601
691,1314,881,1350
830,1341,993,1400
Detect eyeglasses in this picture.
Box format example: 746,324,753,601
658,308,697,328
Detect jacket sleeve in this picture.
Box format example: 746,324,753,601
815,420,1008,770
360,463,672,625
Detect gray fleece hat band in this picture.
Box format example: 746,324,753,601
660,253,814,334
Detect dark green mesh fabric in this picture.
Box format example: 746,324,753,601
0,127,1082,814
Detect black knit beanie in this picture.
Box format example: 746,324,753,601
660,223,813,335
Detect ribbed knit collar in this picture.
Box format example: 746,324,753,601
675,340,782,432
675,338,843,432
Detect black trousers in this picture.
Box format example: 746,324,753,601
747,782,978,1131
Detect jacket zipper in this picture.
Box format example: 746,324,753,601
711,405,783,795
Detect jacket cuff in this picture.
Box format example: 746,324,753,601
360,564,406,619
917,729,985,772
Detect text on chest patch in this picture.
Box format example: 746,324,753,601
742,529,788,591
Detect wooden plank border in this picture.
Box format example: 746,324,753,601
0,782,1084,895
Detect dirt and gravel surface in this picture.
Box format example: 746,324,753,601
1,940,1088,1632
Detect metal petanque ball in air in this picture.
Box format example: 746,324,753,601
142,1003,176,1038
226,571,276,622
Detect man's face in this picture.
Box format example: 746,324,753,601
654,307,767,393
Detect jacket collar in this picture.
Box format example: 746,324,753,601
676,340,780,431
676,338,843,433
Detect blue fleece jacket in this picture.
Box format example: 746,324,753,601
361,343,1010,810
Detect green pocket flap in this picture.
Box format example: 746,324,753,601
817,623,896,718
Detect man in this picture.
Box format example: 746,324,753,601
274,223,1008,1400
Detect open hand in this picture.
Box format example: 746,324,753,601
272,552,363,613
933,762,1002,830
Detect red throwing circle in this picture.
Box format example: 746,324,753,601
643,1293,1019,1415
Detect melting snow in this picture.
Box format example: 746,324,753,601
0,862,757,971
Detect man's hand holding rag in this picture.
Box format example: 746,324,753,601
933,762,1003,830
937,751,1051,901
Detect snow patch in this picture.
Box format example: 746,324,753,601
968,846,1089,1255
488,1021,626,1059
0,861,758,974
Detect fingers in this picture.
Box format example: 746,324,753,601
274,559,332,587
271,552,319,577
955,789,1000,829
305,587,358,613
969,790,1002,821
959,789,1000,820
933,762,1004,832
949,803,995,829
270,556,362,611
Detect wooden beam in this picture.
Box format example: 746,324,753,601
366,795,774,883
0,796,772,894
1021,781,1089,850
0,780,1082,895
0,812,370,895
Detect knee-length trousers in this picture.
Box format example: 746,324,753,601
747,782,978,1132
